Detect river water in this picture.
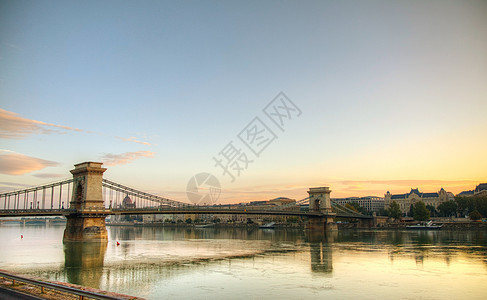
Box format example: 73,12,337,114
0,224,486,299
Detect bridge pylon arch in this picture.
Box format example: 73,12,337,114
308,187,332,213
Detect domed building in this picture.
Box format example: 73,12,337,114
118,194,140,223
121,195,136,209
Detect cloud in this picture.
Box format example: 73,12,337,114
116,136,152,146
32,173,65,179
5,43,24,51
336,179,479,193
0,109,153,147
0,181,32,190
101,151,155,166
0,150,60,175
338,179,477,187
0,181,33,193
0,108,88,139
0,181,32,188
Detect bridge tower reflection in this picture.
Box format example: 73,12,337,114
310,242,333,273
64,242,107,288
307,230,336,273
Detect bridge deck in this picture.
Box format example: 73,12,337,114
0,176,372,220
0,208,371,219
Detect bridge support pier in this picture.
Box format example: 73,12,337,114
63,162,108,243
64,214,108,242
358,218,375,229
308,216,337,232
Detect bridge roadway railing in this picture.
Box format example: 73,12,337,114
110,205,372,219
0,207,371,219
0,209,74,218
107,195,313,217
0,269,129,300
110,206,325,217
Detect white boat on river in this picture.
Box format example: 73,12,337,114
406,220,443,230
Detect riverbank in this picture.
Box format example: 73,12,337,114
107,220,487,230
339,220,487,230
107,222,301,228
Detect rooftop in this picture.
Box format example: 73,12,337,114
475,183,487,193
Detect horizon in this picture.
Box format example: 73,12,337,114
0,161,483,204
1,1,486,204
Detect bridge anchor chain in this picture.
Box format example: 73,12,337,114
63,162,108,242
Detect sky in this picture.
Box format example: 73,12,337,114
0,0,486,204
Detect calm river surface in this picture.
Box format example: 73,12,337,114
0,224,486,299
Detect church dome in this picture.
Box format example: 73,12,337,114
122,195,133,206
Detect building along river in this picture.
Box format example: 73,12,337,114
0,224,486,299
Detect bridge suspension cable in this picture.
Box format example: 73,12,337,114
237,196,310,214
330,199,367,217
102,179,189,208
264,196,310,211
0,179,73,210
0,179,73,197
1,176,367,219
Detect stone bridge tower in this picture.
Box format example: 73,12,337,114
308,187,332,213
307,187,337,232
63,162,108,242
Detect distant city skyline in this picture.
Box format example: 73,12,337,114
1,1,486,203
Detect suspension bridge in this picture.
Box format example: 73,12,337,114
0,162,372,241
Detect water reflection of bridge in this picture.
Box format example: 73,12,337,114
59,227,335,291
0,162,372,242
23,227,486,294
